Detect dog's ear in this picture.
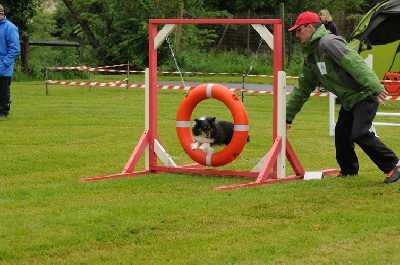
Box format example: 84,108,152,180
194,119,200,124
210,117,216,123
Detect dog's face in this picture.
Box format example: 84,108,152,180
192,117,217,139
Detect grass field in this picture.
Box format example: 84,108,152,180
0,80,399,264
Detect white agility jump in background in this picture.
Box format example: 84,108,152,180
329,54,400,137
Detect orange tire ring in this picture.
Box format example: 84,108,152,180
176,83,249,167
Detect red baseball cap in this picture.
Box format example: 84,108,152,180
288,11,321,32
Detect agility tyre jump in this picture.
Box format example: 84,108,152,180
176,83,249,167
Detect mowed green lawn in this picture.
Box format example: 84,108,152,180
0,80,399,264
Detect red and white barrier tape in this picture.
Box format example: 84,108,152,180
127,70,299,78
89,68,129,73
46,66,91,71
46,66,299,78
45,65,400,82
96,63,130,69
110,78,129,84
45,80,400,100
46,80,135,88
45,79,268,91
46,64,130,71
153,71,299,79
152,70,295,78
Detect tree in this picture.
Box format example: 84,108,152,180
1,0,37,33
61,0,100,51
203,0,280,14
53,0,228,67
52,0,372,67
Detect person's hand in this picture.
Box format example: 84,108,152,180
377,90,388,106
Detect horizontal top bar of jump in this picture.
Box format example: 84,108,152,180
149,18,282,25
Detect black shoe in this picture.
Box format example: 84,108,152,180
383,166,400,183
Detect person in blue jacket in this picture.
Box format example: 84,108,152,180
0,4,20,118
286,11,400,184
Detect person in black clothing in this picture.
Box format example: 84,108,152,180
316,9,339,92
319,9,338,35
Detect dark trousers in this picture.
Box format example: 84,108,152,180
0,77,11,115
335,95,398,174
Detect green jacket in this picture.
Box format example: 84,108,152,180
286,25,385,124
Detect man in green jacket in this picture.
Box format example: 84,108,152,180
286,11,400,183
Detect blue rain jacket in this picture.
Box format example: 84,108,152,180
0,16,20,77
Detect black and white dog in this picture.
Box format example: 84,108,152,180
191,116,250,154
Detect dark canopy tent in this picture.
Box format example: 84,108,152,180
350,0,400,46
349,0,400,79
